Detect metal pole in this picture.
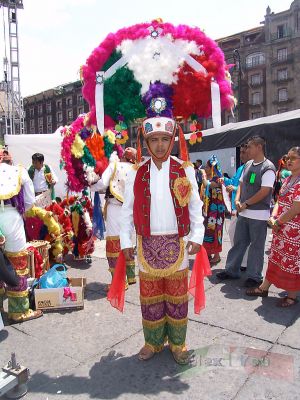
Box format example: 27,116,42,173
233,49,242,122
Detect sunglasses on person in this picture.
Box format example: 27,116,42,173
286,156,300,161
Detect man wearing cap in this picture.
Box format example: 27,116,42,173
119,115,204,364
91,147,137,290
0,149,43,322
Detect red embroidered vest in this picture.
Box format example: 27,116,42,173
133,158,190,238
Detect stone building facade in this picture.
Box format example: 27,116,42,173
218,0,300,124
23,1,300,135
23,81,89,134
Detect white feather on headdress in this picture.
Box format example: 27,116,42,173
118,36,201,93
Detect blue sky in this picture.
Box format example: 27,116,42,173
0,0,294,96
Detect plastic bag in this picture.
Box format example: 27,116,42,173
39,264,68,289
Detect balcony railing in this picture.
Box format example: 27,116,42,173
245,59,265,70
272,97,293,105
270,28,293,41
271,54,294,65
249,80,264,87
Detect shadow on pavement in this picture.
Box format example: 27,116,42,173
29,349,189,398
217,280,300,327
254,298,300,326
0,328,8,342
85,282,107,301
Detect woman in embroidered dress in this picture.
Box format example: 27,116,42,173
246,147,300,307
201,156,225,266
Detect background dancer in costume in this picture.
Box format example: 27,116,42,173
0,149,43,322
201,155,225,266
91,147,137,290
120,115,204,365
28,153,58,204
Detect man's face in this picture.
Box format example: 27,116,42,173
246,141,260,160
32,159,43,170
240,147,249,164
147,134,172,159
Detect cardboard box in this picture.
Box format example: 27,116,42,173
35,278,86,311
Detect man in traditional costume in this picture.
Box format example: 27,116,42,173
91,147,137,289
28,153,58,206
0,149,43,322
119,114,204,364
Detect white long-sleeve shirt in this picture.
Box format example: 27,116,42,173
32,165,58,193
120,156,204,249
21,167,36,210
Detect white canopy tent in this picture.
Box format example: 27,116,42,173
4,128,67,198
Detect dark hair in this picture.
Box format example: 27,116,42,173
196,159,202,164
240,143,247,149
289,146,300,156
247,135,266,153
32,153,44,162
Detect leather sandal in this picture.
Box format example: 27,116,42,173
277,297,298,308
10,309,43,324
210,257,221,266
246,287,268,297
138,345,155,361
171,348,191,365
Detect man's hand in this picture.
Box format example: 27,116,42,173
186,241,201,255
122,247,134,261
0,235,5,246
235,200,242,213
226,185,234,193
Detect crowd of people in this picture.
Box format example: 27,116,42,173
192,138,300,309
0,135,299,364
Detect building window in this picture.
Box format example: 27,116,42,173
252,92,260,105
56,100,62,110
38,117,43,126
38,104,43,115
250,74,261,85
30,127,35,134
277,69,288,81
57,112,63,122
46,102,51,113
47,123,52,133
246,52,265,68
251,112,261,119
277,48,287,62
278,108,288,114
66,97,73,107
29,108,34,118
38,125,43,134
67,110,73,120
278,88,288,102
30,119,34,128
77,107,84,115
47,115,52,124
277,24,288,39
77,94,83,104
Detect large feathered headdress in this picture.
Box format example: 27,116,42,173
60,20,234,191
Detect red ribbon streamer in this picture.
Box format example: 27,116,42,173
107,246,211,314
107,250,126,312
188,246,212,314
